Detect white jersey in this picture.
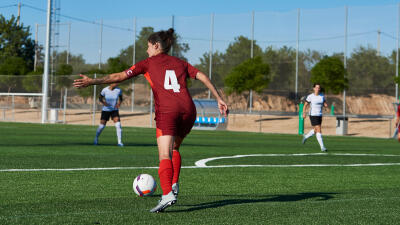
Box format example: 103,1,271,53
100,86,122,112
306,93,325,116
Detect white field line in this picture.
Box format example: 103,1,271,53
194,153,400,167
1,153,400,172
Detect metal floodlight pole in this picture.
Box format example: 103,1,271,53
63,88,67,123
92,73,97,126
249,11,255,113
67,23,71,64
17,2,21,26
41,0,52,124
131,17,136,112
343,5,348,119
295,8,300,102
208,13,214,99
171,15,174,56
34,23,38,71
251,11,254,58
377,29,381,57
396,3,400,103
99,19,103,70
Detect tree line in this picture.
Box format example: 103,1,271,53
1,14,399,99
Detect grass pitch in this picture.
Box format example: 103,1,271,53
1,122,400,224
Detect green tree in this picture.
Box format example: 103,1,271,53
54,51,86,74
117,27,189,67
107,56,129,74
22,67,43,92
194,51,225,88
310,56,347,94
0,15,35,71
55,64,73,91
195,36,262,88
262,46,296,91
347,46,394,95
225,56,270,108
0,56,29,92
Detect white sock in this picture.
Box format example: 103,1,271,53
316,132,325,149
304,130,315,139
95,124,105,139
115,122,122,144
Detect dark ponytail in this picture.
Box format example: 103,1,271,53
148,28,175,54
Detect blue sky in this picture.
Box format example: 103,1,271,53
1,0,399,65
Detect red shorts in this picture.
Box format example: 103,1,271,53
155,110,196,138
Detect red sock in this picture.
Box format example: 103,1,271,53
172,150,181,184
158,159,173,195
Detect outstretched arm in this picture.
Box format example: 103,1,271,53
195,71,228,117
73,72,128,88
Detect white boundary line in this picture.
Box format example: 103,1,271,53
1,153,400,172
194,153,400,167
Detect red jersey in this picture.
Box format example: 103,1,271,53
125,53,198,114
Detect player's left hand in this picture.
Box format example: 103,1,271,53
73,74,92,88
218,99,228,117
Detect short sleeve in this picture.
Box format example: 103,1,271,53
118,88,122,96
306,94,311,103
125,59,148,78
100,88,105,96
186,61,199,79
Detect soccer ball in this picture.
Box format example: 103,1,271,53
133,174,157,196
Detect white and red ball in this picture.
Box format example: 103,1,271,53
133,174,157,196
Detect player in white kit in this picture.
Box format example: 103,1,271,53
94,83,124,147
302,83,328,152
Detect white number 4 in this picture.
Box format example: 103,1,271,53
164,70,180,93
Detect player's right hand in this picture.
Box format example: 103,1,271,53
73,74,92,88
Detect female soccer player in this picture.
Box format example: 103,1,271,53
94,83,124,147
73,28,228,213
302,83,328,152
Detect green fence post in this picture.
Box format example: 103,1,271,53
331,103,334,116
299,102,304,135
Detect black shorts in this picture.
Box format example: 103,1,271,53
309,116,322,126
101,110,120,121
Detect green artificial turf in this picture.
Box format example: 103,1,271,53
1,122,400,224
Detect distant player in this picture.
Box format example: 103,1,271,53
302,83,328,151
73,28,228,213
395,104,400,142
94,83,124,147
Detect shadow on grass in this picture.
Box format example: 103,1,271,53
169,192,337,213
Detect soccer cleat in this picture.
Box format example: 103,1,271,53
302,135,307,144
321,147,327,152
172,183,179,197
149,191,176,213
117,143,124,147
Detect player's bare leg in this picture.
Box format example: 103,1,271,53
315,125,327,152
150,135,177,213
112,117,123,146
94,120,107,145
